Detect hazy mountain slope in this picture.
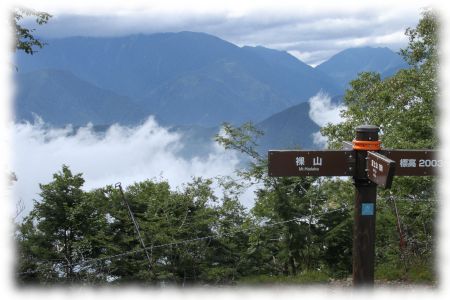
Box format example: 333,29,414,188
16,32,244,99
315,47,408,89
146,58,291,126
256,102,320,152
14,69,145,126
241,46,343,101
15,32,341,126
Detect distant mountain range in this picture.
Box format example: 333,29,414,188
15,32,341,127
14,31,409,151
315,46,408,90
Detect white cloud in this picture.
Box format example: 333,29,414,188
308,91,344,127
288,50,335,67
9,117,255,218
308,91,345,148
311,131,329,149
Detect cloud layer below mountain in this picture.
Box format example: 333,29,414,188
10,117,248,218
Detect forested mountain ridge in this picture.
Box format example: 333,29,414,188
14,32,406,128
15,32,340,126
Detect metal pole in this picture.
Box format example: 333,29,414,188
115,183,153,273
352,125,379,286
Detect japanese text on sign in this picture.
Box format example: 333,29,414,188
371,160,384,172
268,150,354,177
295,156,323,171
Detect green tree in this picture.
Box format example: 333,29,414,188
17,167,253,285
16,165,110,284
14,7,52,55
100,178,222,285
216,122,335,278
317,179,354,277
201,197,250,284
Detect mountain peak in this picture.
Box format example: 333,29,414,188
316,46,408,89
242,45,313,71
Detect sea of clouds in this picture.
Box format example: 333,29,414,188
9,116,250,219
8,91,344,219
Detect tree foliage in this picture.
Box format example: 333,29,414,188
14,7,52,55
321,10,438,279
16,166,110,284
215,121,353,278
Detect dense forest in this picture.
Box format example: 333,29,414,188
14,11,438,286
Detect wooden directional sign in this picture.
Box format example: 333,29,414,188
268,150,355,176
367,151,396,188
380,150,441,176
270,129,440,287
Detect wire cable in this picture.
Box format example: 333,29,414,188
17,206,348,276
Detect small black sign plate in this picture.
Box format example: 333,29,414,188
367,151,396,188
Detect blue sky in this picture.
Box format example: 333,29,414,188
16,0,434,66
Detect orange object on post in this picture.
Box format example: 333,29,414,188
352,140,381,151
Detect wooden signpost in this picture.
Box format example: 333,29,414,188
267,125,440,286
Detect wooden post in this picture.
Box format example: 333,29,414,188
352,125,379,286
